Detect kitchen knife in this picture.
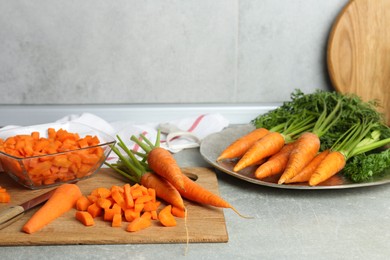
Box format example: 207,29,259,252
0,189,56,230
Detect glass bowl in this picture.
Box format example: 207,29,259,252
0,122,116,189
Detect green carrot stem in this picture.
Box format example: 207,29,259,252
110,145,142,178
139,133,156,149
116,135,144,171
104,162,139,183
350,137,390,157
130,135,152,153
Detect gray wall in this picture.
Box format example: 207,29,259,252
0,0,348,105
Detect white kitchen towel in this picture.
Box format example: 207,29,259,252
55,112,230,162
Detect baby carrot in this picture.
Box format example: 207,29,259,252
309,151,346,186
254,142,295,180
285,149,330,184
278,132,320,184
22,183,82,234
217,128,269,161
233,131,285,172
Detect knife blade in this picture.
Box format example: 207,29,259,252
0,189,56,230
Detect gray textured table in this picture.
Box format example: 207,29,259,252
2,147,390,260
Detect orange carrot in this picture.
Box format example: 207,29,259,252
0,128,105,187
158,205,177,227
233,131,285,172
147,147,185,191
171,206,186,218
278,132,320,184
111,213,122,227
76,195,92,211
254,142,295,179
87,202,102,218
22,183,82,234
175,171,247,218
217,128,270,161
309,151,346,186
126,217,151,232
75,211,95,226
0,186,11,203
285,149,330,184
140,172,185,210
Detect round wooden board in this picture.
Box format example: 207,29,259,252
327,0,390,125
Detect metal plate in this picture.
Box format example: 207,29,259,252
200,124,390,190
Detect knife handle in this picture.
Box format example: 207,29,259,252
0,205,25,230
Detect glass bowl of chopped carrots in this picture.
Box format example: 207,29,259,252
0,122,116,189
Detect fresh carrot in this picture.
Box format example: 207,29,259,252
254,142,295,180
233,131,285,172
22,183,82,234
75,211,95,226
308,151,346,186
140,172,185,210
308,118,390,186
158,205,177,227
145,147,185,191
105,134,185,210
278,132,321,184
176,171,248,218
171,206,186,218
234,114,317,173
285,149,330,184
217,128,269,161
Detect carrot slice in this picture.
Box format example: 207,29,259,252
75,211,95,226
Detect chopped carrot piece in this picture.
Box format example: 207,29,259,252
87,203,102,218
96,198,112,209
158,205,177,227
124,209,140,222
0,187,11,203
126,217,151,232
141,211,152,220
123,183,134,209
75,211,95,226
76,196,92,211
111,213,122,227
111,189,126,210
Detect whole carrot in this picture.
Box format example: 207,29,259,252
233,131,285,172
285,149,330,184
22,183,82,234
308,151,346,186
175,172,248,218
278,132,320,184
254,142,295,180
147,147,185,191
140,172,185,210
217,128,269,161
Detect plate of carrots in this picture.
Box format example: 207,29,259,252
200,124,390,190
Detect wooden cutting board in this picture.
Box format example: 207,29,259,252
0,167,228,246
327,0,390,125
